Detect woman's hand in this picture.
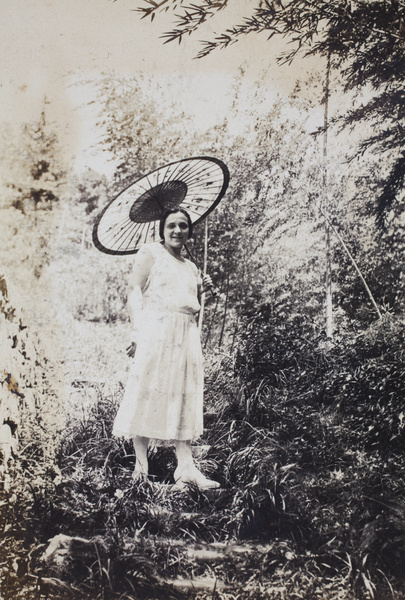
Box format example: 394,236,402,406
202,274,213,293
126,342,137,358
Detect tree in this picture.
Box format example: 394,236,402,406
193,83,336,348
5,106,66,216
0,104,69,281
135,0,405,227
93,74,194,188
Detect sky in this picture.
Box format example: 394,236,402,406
1,0,323,176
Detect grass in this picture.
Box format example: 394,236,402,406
1,316,404,599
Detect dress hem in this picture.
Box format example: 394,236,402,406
112,429,203,443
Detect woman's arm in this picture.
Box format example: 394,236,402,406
127,247,154,352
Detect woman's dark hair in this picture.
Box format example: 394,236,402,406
159,208,193,239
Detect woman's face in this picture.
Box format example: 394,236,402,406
162,212,190,250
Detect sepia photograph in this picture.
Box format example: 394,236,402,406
1,1,404,598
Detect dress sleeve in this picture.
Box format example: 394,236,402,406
128,246,154,342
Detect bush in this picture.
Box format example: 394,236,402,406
225,312,405,595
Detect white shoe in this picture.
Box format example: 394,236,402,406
174,464,220,490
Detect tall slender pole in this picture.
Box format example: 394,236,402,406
298,184,383,321
319,208,382,319
198,218,209,330
323,52,333,340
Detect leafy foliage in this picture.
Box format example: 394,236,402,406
134,0,405,225
93,74,194,189
2,54,405,600
3,108,67,214
3,311,404,598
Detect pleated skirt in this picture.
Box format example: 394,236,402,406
112,308,204,442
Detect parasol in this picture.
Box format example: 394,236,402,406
92,156,229,255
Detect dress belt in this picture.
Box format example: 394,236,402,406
143,306,198,317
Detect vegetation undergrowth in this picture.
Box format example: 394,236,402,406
1,314,404,600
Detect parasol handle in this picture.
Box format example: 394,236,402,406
202,218,217,297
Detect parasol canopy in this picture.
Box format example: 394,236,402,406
92,156,229,255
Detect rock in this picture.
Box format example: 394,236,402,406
42,534,93,568
41,533,107,580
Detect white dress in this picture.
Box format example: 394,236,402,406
112,242,204,442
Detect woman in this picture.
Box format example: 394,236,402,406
112,208,219,490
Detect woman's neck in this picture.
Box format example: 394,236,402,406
163,242,184,260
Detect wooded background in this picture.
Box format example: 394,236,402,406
1,1,404,599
